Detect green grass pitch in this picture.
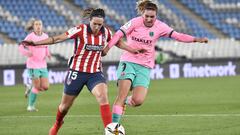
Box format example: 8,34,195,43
0,76,240,135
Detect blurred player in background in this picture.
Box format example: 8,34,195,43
21,8,139,135
18,18,51,112
103,0,208,123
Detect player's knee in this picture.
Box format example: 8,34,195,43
96,93,108,104
41,86,49,91
132,98,144,107
34,86,42,91
59,104,70,113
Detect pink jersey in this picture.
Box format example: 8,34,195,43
19,32,50,69
119,16,173,68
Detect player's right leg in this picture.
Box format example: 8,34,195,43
27,69,42,112
49,69,85,135
49,94,76,135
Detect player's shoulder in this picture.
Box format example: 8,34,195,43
24,32,35,40
131,16,143,22
42,32,49,37
67,24,84,35
155,19,168,27
122,16,143,30
71,24,85,30
103,25,111,32
26,32,35,37
130,16,143,26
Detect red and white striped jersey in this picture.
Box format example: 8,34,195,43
66,24,112,73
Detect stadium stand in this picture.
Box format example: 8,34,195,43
0,0,68,42
74,0,123,30
0,38,3,45
0,0,239,66
179,0,240,40
0,19,26,42
158,0,216,38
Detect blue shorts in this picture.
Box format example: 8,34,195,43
64,69,106,96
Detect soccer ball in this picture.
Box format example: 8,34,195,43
105,123,125,135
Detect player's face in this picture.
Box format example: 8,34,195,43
33,21,43,34
142,10,157,27
90,17,104,35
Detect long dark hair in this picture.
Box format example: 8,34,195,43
82,8,105,20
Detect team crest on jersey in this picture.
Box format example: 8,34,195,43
149,31,154,37
122,20,132,30
121,72,125,76
66,78,72,85
67,26,82,36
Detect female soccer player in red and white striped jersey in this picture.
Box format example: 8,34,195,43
21,8,139,135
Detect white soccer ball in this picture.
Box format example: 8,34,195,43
105,123,125,135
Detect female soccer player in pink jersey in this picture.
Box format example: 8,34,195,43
19,18,51,112
21,8,138,135
103,0,208,123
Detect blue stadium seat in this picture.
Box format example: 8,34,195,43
0,0,67,26
179,0,240,39
0,38,4,45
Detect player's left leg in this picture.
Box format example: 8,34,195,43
125,64,150,107
88,72,112,128
125,86,148,107
27,77,40,111
39,68,49,91
40,77,49,91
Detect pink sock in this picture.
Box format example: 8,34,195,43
112,105,123,115
32,87,39,94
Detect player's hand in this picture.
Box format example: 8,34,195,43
20,40,35,46
194,37,208,43
26,52,33,57
134,49,147,54
47,55,51,60
102,46,110,56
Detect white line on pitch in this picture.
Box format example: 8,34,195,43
1,114,240,118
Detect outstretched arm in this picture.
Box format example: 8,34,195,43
116,40,146,54
102,39,146,56
21,33,69,46
108,30,125,48
102,30,124,56
18,44,32,57
171,31,208,43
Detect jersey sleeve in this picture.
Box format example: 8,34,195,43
120,17,138,36
158,22,174,38
66,25,82,39
106,27,113,42
24,33,32,41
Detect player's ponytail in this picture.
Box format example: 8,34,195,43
25,18,42,32
82,8,95,19
83,8,105,20
136,0,158,15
